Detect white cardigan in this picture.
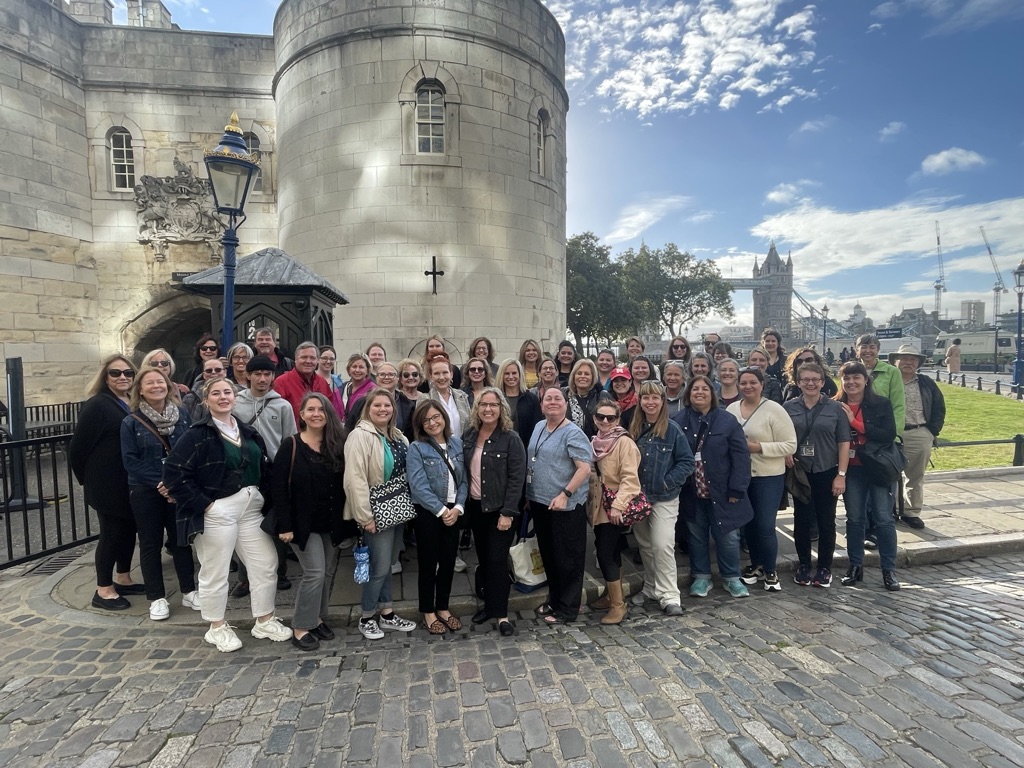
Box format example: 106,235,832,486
726,399,797,478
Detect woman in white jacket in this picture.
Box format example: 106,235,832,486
727,367,797,592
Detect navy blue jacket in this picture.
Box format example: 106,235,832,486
633,419,695,502
120,410,191,487
672,407,754,534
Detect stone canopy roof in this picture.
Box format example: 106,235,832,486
182,247,348,305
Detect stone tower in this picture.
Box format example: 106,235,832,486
273,0,569,361
752,242,793,339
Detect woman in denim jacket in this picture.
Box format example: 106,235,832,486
672,375,754,599
121,367,196,622
407,400,469,634
629,380,695,615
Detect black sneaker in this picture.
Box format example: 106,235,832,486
277,576,292,591
812,567,832,588
230,581,250,599
901,515,925,530
793,565,812,586
740,565,764,585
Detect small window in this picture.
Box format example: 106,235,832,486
416,85,445,154
109,129,135,190
243,133,263,193
534,112,547,176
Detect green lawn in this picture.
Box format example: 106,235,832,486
927,384,1024,471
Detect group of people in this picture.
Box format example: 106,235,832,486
69,327,945,652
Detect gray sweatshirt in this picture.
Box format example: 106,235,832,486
233,388,296,460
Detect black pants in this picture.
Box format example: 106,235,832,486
130,485,196,601
793,466,838,570
414,504,460,613
532,502,587,621
468,498,515,618
594,522,628,581
94,508,137,587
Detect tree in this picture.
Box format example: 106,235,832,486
565,233,632,354
620,243,734,338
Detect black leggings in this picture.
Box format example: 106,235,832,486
131,485,196,600
594,522,628,581
532,502,587,622
94,509,137,587
414,504,460,614
468,499,516,619
793,467,838,570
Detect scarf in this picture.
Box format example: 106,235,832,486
592,426,628,462
615,389,637,412
138,401,180,436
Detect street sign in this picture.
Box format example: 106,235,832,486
876,328,903,339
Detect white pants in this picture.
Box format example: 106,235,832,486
632,499,681,607
901,427,934,518
192,487,277,622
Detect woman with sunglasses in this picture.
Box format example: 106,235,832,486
408,400,469,634
743,347,784,404
461,357,494,406
71,355,145,610
181,334,220,388
142,348,190,397
782,348,837,400
662,337,692,379
396,359,425,442
589,399,642,624
181,357,229,421
727,367,796,592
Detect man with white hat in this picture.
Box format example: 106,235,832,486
889,344,946,529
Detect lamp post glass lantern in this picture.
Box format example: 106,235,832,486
204,111,260,351
1013,260,1024,399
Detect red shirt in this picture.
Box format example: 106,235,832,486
272,369,333,426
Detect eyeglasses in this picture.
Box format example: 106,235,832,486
799,377,823,384
424,414,445,425
107,369,135,379
231,355,249,361
468,367,486,374
594,413,618,423
377,371,397,378
478,402,500,409
200,345,218,352
401,372,420,379
151,360,171,368
205,367,225,374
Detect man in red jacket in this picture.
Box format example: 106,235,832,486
272,341,332,426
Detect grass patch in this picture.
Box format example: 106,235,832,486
928,384,1023,471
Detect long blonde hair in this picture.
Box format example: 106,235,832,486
629,380,669,439
86,354,136,397
359,387,402,440
467,387,514,432
129,368,181,410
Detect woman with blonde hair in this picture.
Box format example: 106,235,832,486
142,348,189,397
565,358,601,438
496,358,542,450
70,354,143,610
395,358,424,441
340,352,374,420
226,342,254,388
517,339,542,390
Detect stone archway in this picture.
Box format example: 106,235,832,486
121,293,212,378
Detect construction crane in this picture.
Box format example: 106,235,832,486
933,221,947,316
980,226,1007,324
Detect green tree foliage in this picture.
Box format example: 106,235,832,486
565,233,633,351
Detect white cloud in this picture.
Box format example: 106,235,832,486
798,118,830,133
765,179,818,206
555,0,820,118
604,195,693,244
920,147,987,175
878,121,906,141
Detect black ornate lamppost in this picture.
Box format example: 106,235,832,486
821,303,829,356
1013,259,1024,400
204,112,259,351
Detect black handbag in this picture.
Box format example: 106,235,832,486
858,437,906,487
370,472,417,530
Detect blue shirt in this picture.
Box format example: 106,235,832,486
525,420,592,508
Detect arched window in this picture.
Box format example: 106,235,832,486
534,111,549,176
416,84,446,154
243,132,263,193
109,128,135,190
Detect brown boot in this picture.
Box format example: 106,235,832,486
590,590,610,611
601,580,626,625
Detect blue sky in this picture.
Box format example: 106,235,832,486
116,0,1024,336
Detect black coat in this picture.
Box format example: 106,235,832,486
851,393,897,446
69,390,132,517
508,390,542,451
270,435,346,549
913,374,946,436
461,427,527,516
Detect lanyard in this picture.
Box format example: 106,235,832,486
531,419,566,464
799,397,825,445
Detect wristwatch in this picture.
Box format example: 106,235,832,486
561,487,573,497
837,471,847,477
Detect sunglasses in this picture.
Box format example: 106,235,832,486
796,357,815,364
468,367,486,373
107,368,135,378
401,372,420,379
151,360,171,368
594,413,618,423
200,345,218,352
205,367,225,374
672,344,687,349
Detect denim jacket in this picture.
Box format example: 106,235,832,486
407,436,469,515
634,419,695,502
120,411,191,487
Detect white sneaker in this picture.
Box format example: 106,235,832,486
149,598,170,621
391,561,403,574
251,616,291,642
181,591,202,611
359,618,385,640
205,623,242,652
338,536,357,550
379,612,417,632
453,556,468,573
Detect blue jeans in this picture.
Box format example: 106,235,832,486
360,524,404,617
743,475,785,574
843,466,897,571
687,498,741,580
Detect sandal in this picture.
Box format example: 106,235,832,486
437,613,462,632
424,618,447,635
543,614,562,624
535,603,555,617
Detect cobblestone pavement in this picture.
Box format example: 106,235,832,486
1,555,1023,767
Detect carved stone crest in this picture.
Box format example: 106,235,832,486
134,156,226,261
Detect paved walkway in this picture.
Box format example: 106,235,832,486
23,467,1024,629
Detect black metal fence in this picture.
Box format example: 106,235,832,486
0,434,96,569
934,369,1024,399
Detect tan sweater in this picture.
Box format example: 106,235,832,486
588,435,642,526
343,420,410,526
726,399,797,478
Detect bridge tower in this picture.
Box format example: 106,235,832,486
752,242,793,338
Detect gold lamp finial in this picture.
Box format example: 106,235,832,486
225,111,242,135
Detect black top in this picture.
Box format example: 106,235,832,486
271,435,346,549
69,390,132,517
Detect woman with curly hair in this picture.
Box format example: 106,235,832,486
782,348,838,400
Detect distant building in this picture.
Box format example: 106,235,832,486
752,243,794,339
960,300,986,327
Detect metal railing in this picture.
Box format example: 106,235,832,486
933,369,1024,398
0,401,82,441
934,434,1024,466
0,433,97,569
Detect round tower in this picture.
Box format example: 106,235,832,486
273,0,568,361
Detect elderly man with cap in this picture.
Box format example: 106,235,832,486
890,344,945,529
